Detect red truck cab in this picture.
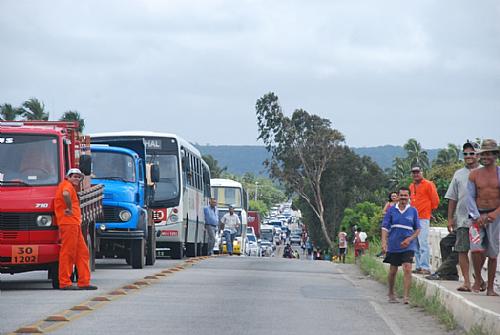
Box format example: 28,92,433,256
0,121,103,288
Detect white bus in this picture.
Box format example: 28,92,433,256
210,178,248,254
92,131,211,259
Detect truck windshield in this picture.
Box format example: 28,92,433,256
147,154,179,201
211,186,242,208
92,151,136,182
0,134,59,186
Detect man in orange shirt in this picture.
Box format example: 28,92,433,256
54,168,97,290
410,166,440,275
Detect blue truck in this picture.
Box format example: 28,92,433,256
90,140,159,269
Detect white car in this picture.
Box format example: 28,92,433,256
259,240,274,257
245,234,260,257
213,231,222,254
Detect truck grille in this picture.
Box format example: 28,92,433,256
0,213,55,231
0,231,19,239
101,206,123,223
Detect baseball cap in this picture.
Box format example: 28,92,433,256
410,166,421,173
66,168,84,178
462,141,479,151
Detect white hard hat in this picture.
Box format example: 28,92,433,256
66,168,84,177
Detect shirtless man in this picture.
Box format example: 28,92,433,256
467,139,500,296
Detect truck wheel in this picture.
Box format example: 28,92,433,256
201,243,208,256
49,263,60,289
185,243,196,257
131,239,145,269
170,242,183,259
146,226,156,266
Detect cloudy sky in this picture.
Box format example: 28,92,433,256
1,0,499,149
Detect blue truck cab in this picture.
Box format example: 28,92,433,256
91,141,158,269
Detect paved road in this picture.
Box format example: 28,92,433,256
1,256,462,335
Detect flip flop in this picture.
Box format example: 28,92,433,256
403,297,409,304
480,281,487,292
388,296,399,303
457,286,471,292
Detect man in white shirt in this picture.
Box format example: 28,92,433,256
221,205,241,256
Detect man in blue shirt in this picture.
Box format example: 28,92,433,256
204,198,219,256
382,186,421,304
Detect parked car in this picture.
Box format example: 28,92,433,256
259,240,274,257
245,234,259,256
290,234,302,245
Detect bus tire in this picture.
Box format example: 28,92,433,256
185,243,196,257
201,243,208,256
131,239,145,269
170,242,183,259
146,226,156,266
49,263,59,289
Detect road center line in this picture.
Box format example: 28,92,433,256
369,301,403,335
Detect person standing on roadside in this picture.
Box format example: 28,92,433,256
338,230,347,263
426,141,481,284
203,198,219,256
382,187,421,304
55,168,97,290
409,166,440,275
383,192,399,215
467,139,500,296
221,205,241,256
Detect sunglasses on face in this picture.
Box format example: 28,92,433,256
462,152,476,156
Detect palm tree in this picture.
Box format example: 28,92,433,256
389,157,412,188
0,103,21,121
59,110,85,132
21,98,49,120
434,143,460,166
403,138,429,170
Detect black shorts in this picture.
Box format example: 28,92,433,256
383,251,414,267
338,247,346,255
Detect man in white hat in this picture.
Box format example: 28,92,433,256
467,139,500,296
54,168,97,290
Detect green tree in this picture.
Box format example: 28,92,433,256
403,138,429,170
340,201,383,241
0,103,22,121
21,98,49,120
248,199,268,215
59,110,85,132
256,92,344,249
433,143,460,166
202,154,227,178
389,157,412,189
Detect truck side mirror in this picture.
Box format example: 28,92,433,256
150,164,160,183
79,155,92,176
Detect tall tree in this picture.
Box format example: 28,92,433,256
60,110,85,132
202,154,227,178
433,143,460,166
403,138,429,170
0,103,21,121
256,92,344,248
21,98,49,120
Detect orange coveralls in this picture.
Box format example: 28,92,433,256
54,179,91,288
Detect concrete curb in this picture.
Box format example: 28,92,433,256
413,273,500,335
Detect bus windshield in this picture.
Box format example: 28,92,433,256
0,134,59,186
212,186,242,208
92,151,136,182
147,154,179,201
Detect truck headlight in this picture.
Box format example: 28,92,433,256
119,210,132,222
36,215,52,227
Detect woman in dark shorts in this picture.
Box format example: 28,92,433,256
381,187,421,304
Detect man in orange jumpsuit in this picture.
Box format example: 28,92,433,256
55,168,97,290
409,166,440,275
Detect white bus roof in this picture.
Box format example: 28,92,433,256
91,131,201,157
210,178,243,188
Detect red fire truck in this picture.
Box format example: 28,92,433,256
0,121,103,288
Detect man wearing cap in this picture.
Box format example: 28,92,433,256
467,139,500,296
54,168,97,290
410,166,440,275
221,205,241,256
427,142,481,290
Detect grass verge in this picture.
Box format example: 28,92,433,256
359,255,457,331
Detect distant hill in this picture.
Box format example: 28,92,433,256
195,145,440,175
